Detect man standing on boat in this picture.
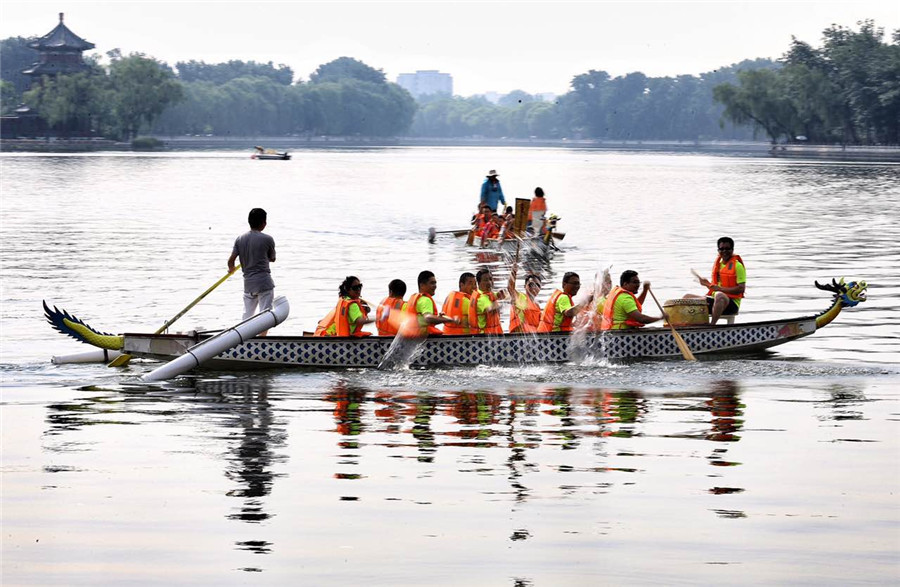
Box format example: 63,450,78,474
480,170,506,212
469,269,508,334
685,236,745,325
228,208,276,327
600,270,662,330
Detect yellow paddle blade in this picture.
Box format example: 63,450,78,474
107,353,133,367
670,327,697,361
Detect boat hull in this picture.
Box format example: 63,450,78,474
121,316,818,369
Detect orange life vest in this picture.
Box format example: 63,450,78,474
709,254,745,300
472,213,487,231
509,292,541,333
600,287,644,330
314,307,336,336
333,297,371,337
376,296,405,336
469,289,502,334
530,196,547,213
480,222,500,240
442,291,471,335
537,289,574,332
404,293,443,336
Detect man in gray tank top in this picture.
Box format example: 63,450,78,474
228,208,277,326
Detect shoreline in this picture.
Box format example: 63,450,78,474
2,136,899,161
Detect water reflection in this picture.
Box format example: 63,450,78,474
186,378,285,561
321,381,747,521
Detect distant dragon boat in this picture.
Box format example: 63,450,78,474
43,279,866,373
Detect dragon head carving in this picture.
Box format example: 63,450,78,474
814,278,867,307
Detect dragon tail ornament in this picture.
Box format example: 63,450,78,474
43,300,124,350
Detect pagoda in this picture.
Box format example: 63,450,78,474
22,13,95,79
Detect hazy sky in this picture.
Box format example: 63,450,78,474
2,1,898,96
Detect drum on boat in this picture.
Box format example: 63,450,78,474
663,298,709,327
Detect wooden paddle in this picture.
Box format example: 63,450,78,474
430,228,472,237
107,266,241,367
647,287,697,361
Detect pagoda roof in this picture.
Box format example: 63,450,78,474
29,13,95,51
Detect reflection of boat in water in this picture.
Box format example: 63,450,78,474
44,279,866,371
251,146,290,160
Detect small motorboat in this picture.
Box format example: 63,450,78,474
251,146,290,160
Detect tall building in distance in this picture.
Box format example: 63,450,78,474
396,70,453,98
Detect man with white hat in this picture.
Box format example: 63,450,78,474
479,169,506,212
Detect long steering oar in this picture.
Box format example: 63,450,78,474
647,287,697,361
107,265,241,367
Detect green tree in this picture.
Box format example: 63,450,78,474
108,54,184,139
0,36,37,95
713,69,797,144
309,57,386,85
176,60,294,85
23,71,110,137
499,90,534,107
1,80,18,115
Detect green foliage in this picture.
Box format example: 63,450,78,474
23,71,111,137
153,58,416,137
309,57,386,85
131,136,164,150
1,80,18,115
0,36,36,95
109,54,184,140
715,20,900,144
175,60,294,85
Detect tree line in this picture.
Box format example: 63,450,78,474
714,20,900,145
1,20,897,143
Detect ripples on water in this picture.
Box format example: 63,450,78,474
2,149,899,583
4,373,897,583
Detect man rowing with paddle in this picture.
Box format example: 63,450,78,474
469,269,508,335
685,236,745,325
538,272,594,332
228,207,276,334
600,270,663,330
376,279,407,336
403,271,460,336
442,272,476,335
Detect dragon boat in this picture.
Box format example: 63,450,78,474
43,279,866,373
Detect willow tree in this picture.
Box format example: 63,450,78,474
108,54,183,140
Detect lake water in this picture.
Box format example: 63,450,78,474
1,147,899,584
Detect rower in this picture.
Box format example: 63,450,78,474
316,276,373,337
442,272,476,335
469,269,507,335
376,279,407,336
537,272,593,332
403,271,459,336
600,270,663,330
508,267,542,333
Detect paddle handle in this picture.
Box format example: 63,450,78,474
647,287,697,361
647,287,666,317
154,265,240,334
